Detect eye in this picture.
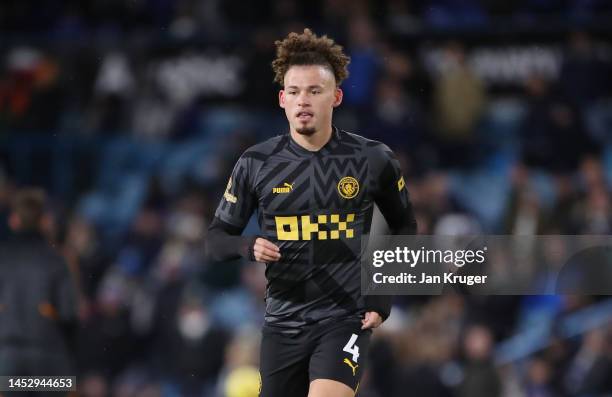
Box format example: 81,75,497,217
311,89,321,95
287,91,297,95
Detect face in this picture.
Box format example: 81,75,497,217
279,65,343,136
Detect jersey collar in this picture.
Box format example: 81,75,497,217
287,125,341,157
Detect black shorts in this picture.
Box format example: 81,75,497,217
259,318,371,397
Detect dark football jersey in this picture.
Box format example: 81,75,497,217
214,127,412,329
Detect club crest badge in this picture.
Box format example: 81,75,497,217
338,176,359,199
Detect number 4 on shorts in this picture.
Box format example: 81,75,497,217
343,333,360,362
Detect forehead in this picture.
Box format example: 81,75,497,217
283,65,336,87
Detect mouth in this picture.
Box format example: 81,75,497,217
296,111,313,122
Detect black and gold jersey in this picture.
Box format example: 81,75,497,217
213,126,415,329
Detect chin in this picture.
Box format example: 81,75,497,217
296,126,317,136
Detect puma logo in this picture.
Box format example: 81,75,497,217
343,358,359,376
273,182,294,194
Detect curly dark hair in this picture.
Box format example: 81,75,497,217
272,28,350,87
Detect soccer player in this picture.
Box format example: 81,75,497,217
206,29,416,397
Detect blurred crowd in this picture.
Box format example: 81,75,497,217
0,0,612,396
2,0,612,37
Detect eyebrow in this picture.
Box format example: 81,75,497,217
285,85,324,89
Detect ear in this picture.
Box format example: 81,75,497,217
279,90,285,108
333,87,343,107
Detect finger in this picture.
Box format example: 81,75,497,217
361,319,374,329
254,247,279,260
361,315,373,329
254,245,281,257
366,312,381,321
362,312,382,329
262,241,280,252
255,249,281,262
256,238,280,252
259,247,281,259
262,243,280,255
255,253,278,263
258,254,280,262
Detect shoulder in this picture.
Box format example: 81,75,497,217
231,135,288,184
240,134,288,163
338,129,394,163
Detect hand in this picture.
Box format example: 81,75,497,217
253,237,281,263
361,311,383,330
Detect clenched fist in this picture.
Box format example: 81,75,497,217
253,237,281,263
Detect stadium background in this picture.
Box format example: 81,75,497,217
1,0,612,396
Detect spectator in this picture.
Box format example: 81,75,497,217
502,165,548,235
150,281,230,396
525,357,555,397
342,16,382,111
0,188,78,389
432,42,486,168
520,74,597,174
457,325,501,397
76,270,136,379
565,329,612,396
559,31,610,108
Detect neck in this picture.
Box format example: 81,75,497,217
290,125,333,151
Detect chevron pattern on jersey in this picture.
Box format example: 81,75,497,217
260,159,310,210
313,156,368,209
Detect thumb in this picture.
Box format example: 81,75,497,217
361,312,372,329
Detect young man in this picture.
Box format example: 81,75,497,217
206,29,416,397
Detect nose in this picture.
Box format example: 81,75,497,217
297,91,311,107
